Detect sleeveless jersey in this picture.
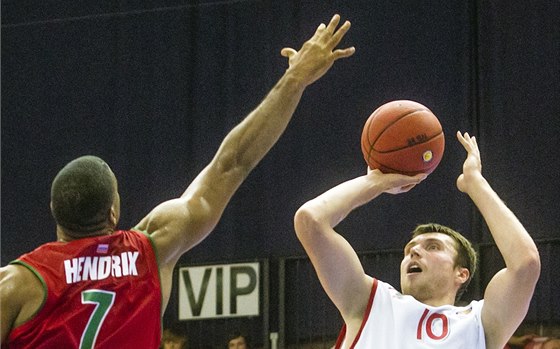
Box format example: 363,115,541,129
4,230,162,349
335,279,486,349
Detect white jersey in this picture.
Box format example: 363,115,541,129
335,279,486,349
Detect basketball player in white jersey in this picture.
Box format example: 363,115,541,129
294,131,540,348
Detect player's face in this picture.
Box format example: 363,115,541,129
400,233,462,305
228,337,247,349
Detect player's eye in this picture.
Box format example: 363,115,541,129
403,246,411,255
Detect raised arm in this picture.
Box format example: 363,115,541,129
294,170,426,323
455,131,540,348
135,15,354,270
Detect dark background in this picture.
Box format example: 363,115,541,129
2,0,559,344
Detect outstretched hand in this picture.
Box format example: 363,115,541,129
367,168,428,195
456,131,483,193
281,14,355,87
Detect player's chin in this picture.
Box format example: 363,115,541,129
400,285,413,296
401,273,421,289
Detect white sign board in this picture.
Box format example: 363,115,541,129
178,262,260,320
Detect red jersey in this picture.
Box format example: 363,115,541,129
4,230,162,349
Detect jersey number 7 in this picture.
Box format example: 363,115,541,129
80,290,116,349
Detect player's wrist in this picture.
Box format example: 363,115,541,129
464,173,487,189
464,175,492,199
283,65,315,89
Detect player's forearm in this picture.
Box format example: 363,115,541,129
215,71,307,174
468,177,540,275
299,175,385,229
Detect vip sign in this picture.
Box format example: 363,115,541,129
178,262,259,320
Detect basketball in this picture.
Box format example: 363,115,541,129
360,100,445,175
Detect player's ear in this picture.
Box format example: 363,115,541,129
109,191,120,228
456,267,470,285
109,206,118,228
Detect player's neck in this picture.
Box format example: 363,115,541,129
418,293,457,307
56,225,115,242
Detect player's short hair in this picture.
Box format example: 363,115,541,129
51,155,115,233
412,223,478,302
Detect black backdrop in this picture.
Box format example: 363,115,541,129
2,0,559,328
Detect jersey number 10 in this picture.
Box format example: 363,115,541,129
416,309,449,341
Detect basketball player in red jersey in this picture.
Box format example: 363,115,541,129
0,15,355,348
294,131,540,348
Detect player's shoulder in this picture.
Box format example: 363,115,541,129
1,263,46,333
133,197,190,234
0,263,44,311
1,264,27,282
0,264,43,292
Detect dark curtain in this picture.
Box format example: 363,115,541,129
2,0,559,334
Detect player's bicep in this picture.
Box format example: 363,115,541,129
481,268,537,347
136,197,215,266
0,268,17,343
0,265,42,343
294,210,372,319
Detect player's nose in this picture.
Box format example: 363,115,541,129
409,244,422,257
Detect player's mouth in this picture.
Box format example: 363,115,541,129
407,263,423,275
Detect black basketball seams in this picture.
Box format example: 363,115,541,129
364,108,429,156
373,131,443,154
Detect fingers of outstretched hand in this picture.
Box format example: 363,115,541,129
280,47,297,58
386,183,417,195
330,20,351,47
456,130,469,146
402,173,427,189
456,131,479,153
458,131,476,144
325,14,341,34
398,178,424,193
381,172,428,194
314,14,341,35
314,23,326,35
284,15,353,85
401,183,418,192
332,46,356,60
314,14,352,49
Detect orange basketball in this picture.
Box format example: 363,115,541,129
361,100,445,175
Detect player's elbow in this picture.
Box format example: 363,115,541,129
527,249,541,279
514,246,541,285
294,205,323,242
